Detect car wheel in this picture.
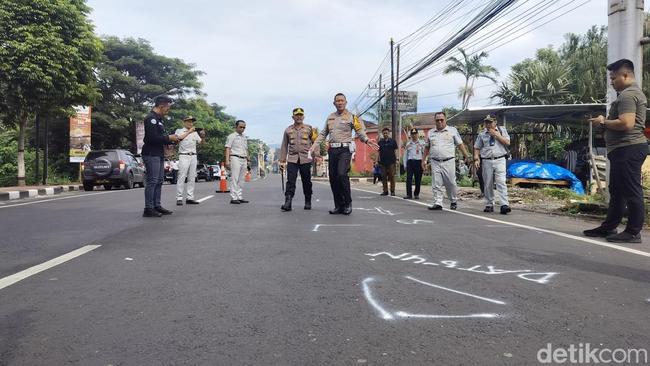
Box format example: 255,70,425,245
83,182,94,191
103,184,112,190
123,173,134,189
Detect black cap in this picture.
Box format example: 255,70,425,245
154,95,174,106
183,115,196,122
410,128,418,134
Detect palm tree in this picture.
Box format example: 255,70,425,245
443,48,499,109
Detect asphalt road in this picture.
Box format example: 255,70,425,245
1,176,649,365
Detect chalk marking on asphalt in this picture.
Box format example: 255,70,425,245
396,219,434,225
361,277,502,320
405,275,506,305
356,207,401,216
197,195,214,203
312,224,362,232
0,190,123,209
0,245,101,291
394,312,499,319
366,251,557,284
361,277,394,320
348,186,650,258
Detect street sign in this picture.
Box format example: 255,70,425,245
69,106,91,163
386,91,418,112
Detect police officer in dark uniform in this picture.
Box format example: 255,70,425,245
310,93,379,215
142,95,179,217
279,107,318,211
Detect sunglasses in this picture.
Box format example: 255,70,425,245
435,119,445,122
237,126,246,129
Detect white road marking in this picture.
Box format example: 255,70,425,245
348,186,650,258
394,311,499,319
0,245,101,291
312,224,362,232
405,275,506,305
361,277,394,320
197,195,214,203
0,190,122,209
396,219,434,225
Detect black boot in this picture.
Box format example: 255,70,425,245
304,196,311,210
281,195,292,211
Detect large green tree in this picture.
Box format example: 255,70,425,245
443,48,499,109
0,0,102,186
92,37,204,150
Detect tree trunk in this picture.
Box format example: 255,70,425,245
17,114,27,187
466,77,477,109
462,77,470,109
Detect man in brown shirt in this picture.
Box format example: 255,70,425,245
310,93,379,215
584,59,648,243
279,107,318,211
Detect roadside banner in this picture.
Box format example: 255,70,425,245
69,106,92,163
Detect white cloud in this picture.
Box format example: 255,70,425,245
86,0,645,144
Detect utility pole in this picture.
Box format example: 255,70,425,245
366,74,384,126
396,44,402,177
607,0,644,106
390,38,397,142
43,117,48,185
34,114,40,183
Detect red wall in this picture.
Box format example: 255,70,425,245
352,128,434,174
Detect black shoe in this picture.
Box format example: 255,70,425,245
281,196,292,212
483,206,494,213
606,231,641,243
176,200,183,206
342,205,352,215
186,199,200,205
304,196,311,210
154,206,173,215
390,192,395,196
380,192,388,196
428,205,443,210
329,207,342,214
414,196,419,200
230,199,241,204
583,227,617,238
500,205,511,215
450,202,457,210
143,208,162,217
238,199,249,203
403,196,413,200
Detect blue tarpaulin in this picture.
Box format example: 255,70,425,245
507,161,585,195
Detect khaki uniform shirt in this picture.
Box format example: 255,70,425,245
426,126,463,160
279,123,318,164
604,82,648,152
225,132,248,157
174,128,201,154
313,110,370,145
474,127,510,158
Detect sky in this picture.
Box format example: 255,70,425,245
85,0,647,145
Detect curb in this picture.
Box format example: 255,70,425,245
0,185,83,201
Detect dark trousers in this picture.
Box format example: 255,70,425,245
601,143,647,235
286,162,312,198
406,159,423,197
380,162,396,193
328,147,352,208
143,155,164,209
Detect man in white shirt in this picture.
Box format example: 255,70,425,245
225,120,250,204
175,116,205,205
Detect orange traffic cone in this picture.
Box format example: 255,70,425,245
216,162,229,193
245,170,251,182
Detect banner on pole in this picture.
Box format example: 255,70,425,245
69,106,92,163
386,91,418,112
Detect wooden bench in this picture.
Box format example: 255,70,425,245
510,178,570,187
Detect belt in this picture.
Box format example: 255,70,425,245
329,142,350,148
430,157,454,162
179,152,196,155
231,154,247,159
481,154,507,160
407,159,422,161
